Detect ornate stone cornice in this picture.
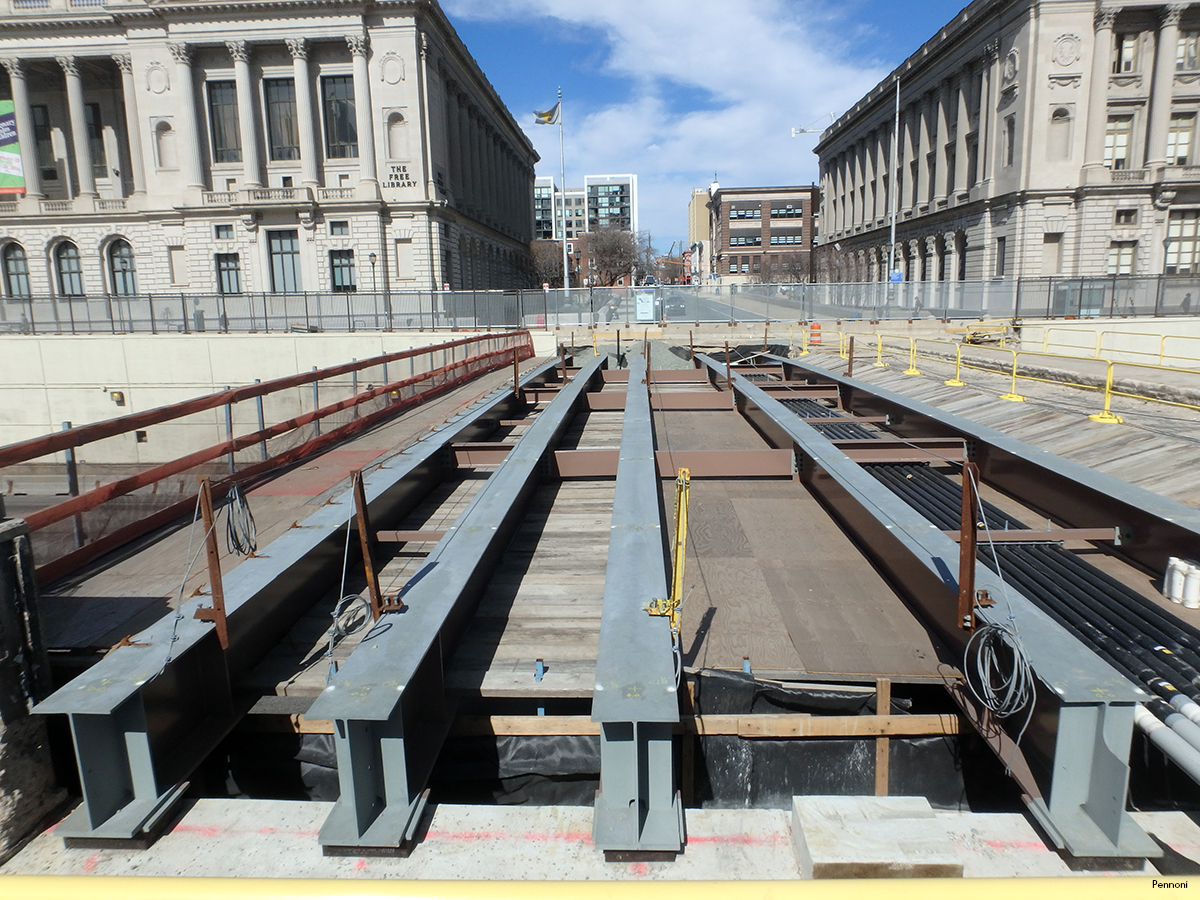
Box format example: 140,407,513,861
985,40,1000,61
56,56,78,77
345,35,369,57
225,40,249,64
112,53,132,74
167,42,191,65
286,38,307,61
0,58,24,80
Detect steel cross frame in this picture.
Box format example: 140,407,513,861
34,358,563,846
694,353,1158,861
306,354,607,855
591,351,684,856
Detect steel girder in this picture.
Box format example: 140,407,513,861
694,353,1158,860
34,358,562,845
306,354,606,855
766,353,1200,572
591,351,684,856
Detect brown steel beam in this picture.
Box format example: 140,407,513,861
603,370,708,383
833,438,966,464
958,462,979,632
375,530,447,543
942,528,1120,543
453,442,516,466
586,391,742,412
552,449,794,479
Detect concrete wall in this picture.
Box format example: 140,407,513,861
1019,316,1200,365
0,330,557,464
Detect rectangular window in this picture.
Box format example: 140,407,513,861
1168,114,1195,166
1115,208,1138,226
216,253,241,294
268,229,302,292
1042,233,1063,275
1105,116,1133,169
264,78,299,161
995,236,1007,278
214,223,234,240
84,103,107,180
1004,115,1016,167
329,249,356,292
1180,32,1200,71
966,134,979,187
206,81,241,164
168,246,188,286
1108,240,1136,275
1167,209,1200,274
1114,33,1138,74
329,220,350,236
322,75,358,159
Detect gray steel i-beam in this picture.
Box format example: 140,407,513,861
693,353,1159,862
34,358,563,847
306,354,607,856
591,351,684,858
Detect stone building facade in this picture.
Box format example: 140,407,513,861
0,0,537,309
815,0,1200,283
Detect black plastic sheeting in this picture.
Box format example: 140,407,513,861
201,671,1023,812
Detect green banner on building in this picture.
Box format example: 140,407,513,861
0,100,25,194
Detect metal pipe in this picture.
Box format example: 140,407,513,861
1136,703,1200,786
224,386,234,474
61,421,83,549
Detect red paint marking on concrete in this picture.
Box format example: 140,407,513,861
984,839,1048,852
521,831,594,844
688,834,789,846
81,853,100,874
425,830,510,842
628,862,649,879
355,859,369,871
171,824,223,838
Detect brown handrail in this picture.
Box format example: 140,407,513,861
0,331,533,468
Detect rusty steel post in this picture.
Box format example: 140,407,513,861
724,341,733,407
689,329,694,361
62,422,84,549
558,343,568,383
845,336,856,378
351,469,384,621
193,477,229,649
958,461,980,631
512,346,521,398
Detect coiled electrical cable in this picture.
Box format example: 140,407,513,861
224,482,258,556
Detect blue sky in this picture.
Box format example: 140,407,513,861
441,0,970,251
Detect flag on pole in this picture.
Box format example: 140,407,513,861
533,101,560,125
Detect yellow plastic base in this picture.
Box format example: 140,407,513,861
903,368,922,375
872,361,889,368
1089,412,1125,424
944,379,966,387
999,393,1026,402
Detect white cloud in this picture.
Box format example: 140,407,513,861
442,0,889,246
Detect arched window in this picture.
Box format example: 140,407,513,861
54,242,84,297
1049,107,1073,160
3,243,30,298
155,120,177,169
387,112,408,160
108,239,138,296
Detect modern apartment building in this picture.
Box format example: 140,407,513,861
0,0,537,318
534,173,638,241
815,0,1200,283
705,184,817,284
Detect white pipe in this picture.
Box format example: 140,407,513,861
1136,704,1200,785
1169,693,1200,725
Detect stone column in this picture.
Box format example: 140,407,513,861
57,56,96,198
954,73,970,197
981,42,1000,184
1,60,41,199
446,86,461,204
902,110,917,211
461,102,475,212
346,35,377,186
863,135,876,225
226,41,262,188
1147,4,1187,168
112,55,145,196
936,80,951,203
168,42,206,190
287,39,319,189
1085,11,1118,169
917,95,932,206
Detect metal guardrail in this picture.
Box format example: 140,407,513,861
5,275,1200,334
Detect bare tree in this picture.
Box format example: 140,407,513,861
756,252,810,284
531,240,565,287
590,227,638,286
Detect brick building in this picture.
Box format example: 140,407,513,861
706,184,817,283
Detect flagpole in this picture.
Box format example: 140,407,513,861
557,88,568,292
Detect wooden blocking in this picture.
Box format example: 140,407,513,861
875,677,891,797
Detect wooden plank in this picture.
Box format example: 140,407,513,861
243,712,962,737
875,677,891,797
